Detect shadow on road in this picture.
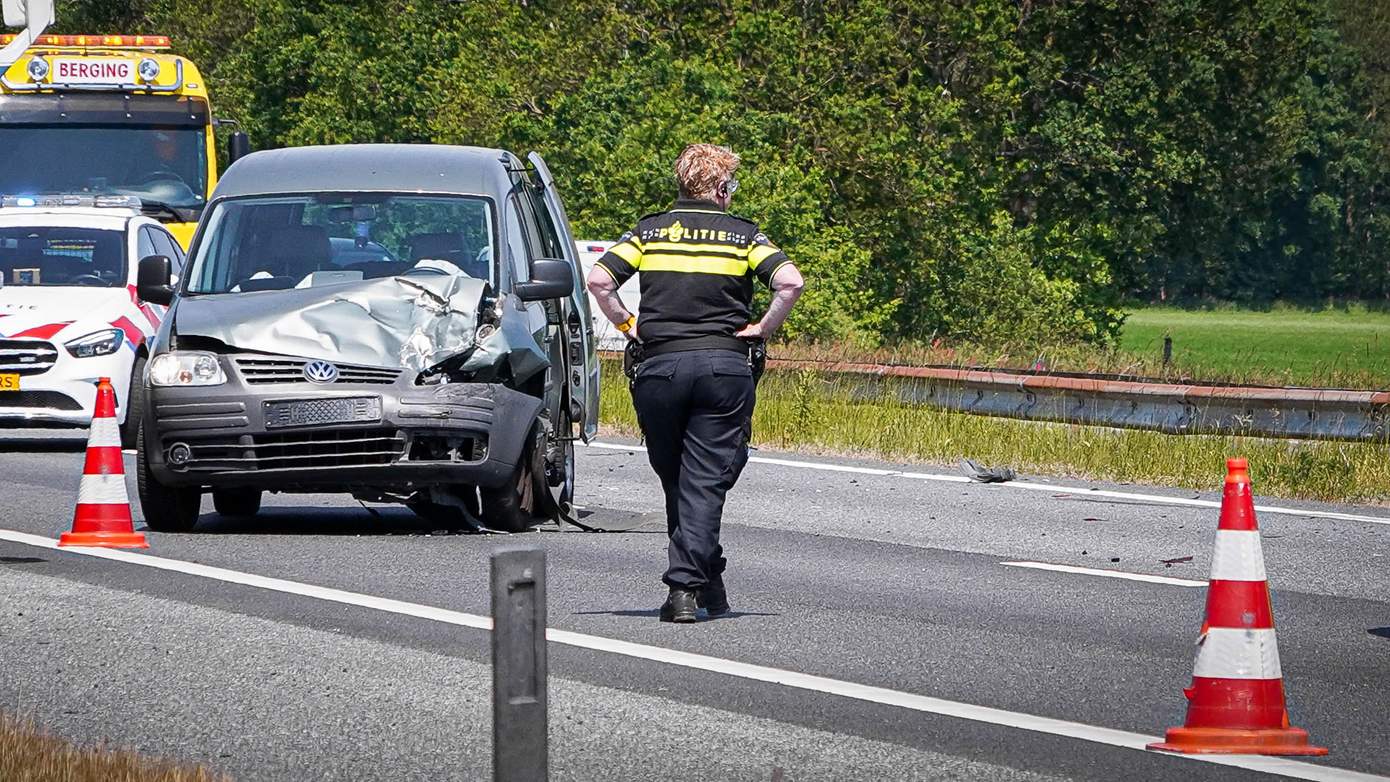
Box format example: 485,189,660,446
574,608,780,620
142,505,667,537
0,556,47,564
154,506,496,537
1369,627,1390,640
0,437,86,454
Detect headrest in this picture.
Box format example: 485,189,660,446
409,232,466,263
259,225,332,275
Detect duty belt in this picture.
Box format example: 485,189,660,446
624,336,767,385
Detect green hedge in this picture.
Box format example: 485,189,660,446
61,0,1390,347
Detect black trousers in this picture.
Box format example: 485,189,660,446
631,348,755,590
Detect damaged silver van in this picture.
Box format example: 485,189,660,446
132,144,598,533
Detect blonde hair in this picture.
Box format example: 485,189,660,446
674,144,740,201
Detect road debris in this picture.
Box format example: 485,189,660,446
958,458,1016,483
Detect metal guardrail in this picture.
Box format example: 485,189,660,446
600,351,1389,442
768,359,1390,442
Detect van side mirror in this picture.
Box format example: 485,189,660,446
227,131,250,164
514,258,574,301
137,255,175,305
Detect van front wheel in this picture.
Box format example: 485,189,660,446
136,425,202,532
480,427,545,533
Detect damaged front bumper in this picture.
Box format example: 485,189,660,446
144,354,543,492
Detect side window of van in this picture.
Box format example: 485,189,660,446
528,188,566,260
506,194,543,287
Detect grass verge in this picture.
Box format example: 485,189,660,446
0,712,227,782
599,359,1390,505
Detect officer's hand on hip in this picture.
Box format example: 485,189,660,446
734,321,765,340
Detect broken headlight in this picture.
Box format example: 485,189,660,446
149,351,226,387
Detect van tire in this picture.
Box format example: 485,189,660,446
480,426,544,533
136,424,202,532
120,356,146,450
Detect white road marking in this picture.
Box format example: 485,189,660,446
582,442,1390,526
1,528,1379,782
1000,561,1208,587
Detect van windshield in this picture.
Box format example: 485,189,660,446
185,194,496,294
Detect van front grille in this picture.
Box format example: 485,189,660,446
173,428,405,472
233,356,401,385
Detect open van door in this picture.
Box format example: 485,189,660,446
528,151,599,441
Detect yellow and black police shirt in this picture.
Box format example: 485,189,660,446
593,198,791,345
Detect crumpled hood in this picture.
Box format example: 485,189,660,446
173,272,490,371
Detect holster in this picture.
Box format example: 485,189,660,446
623,339,645,383
746,338,767,385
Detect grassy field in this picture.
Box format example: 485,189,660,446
1120,305,1390,388
598,359,1390,505
770,304,1390,389
0,712,226,782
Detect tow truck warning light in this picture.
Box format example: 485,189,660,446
1,195,143,210
0,34,171,49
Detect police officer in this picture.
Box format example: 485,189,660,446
586,144,805,623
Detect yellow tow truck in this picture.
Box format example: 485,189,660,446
0,34,247,247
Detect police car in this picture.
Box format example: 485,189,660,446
576,239,644,350
0,194,180,446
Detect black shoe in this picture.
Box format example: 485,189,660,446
659,588,698,623
697,579,730,617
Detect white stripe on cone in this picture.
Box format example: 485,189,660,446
86,416,121,448
1208,529,1267,582
76,473,130,506
1192,627,1283,679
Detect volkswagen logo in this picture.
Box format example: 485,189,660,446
303,360,340,384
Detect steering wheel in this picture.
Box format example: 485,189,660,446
134,169,184,185
69,274,108,287
402,266,451,276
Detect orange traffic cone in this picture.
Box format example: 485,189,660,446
58,377,147,549
1148,458,1324,755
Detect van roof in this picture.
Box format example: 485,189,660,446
212,144,523,201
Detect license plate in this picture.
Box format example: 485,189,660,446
0,373,18,392
264,397,381,429
51,58,135,85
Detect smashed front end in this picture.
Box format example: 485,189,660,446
143,265,552,498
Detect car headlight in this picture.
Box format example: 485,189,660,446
64,329,125,358
148,351,226,387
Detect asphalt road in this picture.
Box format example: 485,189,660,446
0,431,1386,781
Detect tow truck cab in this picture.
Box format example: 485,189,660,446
0,33,249,249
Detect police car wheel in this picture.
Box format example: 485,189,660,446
136,424,202,533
